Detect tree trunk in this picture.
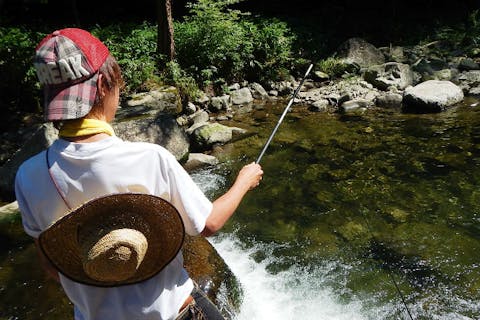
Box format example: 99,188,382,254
157,0,175,61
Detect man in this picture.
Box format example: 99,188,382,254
15,28,263,320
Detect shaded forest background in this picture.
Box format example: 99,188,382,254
0,0,478,136
1,0,478,47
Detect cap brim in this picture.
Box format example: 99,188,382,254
44,73,99,121
38,193,185,287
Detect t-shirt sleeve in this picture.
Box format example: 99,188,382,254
163,152,213,236
14,168,41,238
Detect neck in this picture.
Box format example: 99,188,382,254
58,118,115,142
64,132,111,143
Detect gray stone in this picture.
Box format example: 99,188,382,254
191,123,234,151
363,62,414,90
125,87,182,115
0,123,58,201
209,95,231,112
458,58,480,71
114,115,190,162
249,83,268,99
375,93,403,109
339,99,370,114
231,88,254,105
403,80,464,112
183,153,219,171
336,38,385,68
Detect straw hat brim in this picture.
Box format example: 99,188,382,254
38,193,185,287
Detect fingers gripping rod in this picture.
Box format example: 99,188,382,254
256,64,313,164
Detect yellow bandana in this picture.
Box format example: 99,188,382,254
59,118,115,138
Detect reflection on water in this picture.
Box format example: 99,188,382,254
1,99,480,319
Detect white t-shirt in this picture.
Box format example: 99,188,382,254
14,136,213,320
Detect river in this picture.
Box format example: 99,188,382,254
1,98,480,319
191,98,480,319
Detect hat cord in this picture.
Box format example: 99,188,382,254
46,147,73,210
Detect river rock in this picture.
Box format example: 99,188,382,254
363,62,414,90
309,99,330,112
183,153,219,171
375,92,403,109
230,88,253,105
191,123,234,151
210,95,231,112
113,114,190,162
454,70,480,94
125,87,182,115
458,58,480,71
249,83,268,100
336,37,385,68
403,80,464,112
339,99,370,114
0,123,58,201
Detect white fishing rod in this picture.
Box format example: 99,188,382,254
256,64,313,164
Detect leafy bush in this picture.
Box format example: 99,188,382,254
316,57,351,78
174,0,251,85
92,23,160,93
174,0,295,87
0,27,45,127
161,61,201,101
244,17,295,82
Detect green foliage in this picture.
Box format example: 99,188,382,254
0,27,45,124
316,57,350,78
174,0,295,86
429,9,480,56
174,0,250,85
161,61,201,101
91,23,159,93
245,17,295,82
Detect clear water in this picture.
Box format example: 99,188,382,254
192,99,480,320
1,99,480,319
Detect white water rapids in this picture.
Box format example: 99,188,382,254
191,167,477,320
191,169,389,320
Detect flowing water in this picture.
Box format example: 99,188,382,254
1,98,480,319
191,98,480,320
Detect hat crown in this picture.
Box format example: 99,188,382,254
82,228,148,282
39,193,185,287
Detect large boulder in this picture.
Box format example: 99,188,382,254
230,87,254,105
336,38,385,68
113,114,190,162
403,80,464,113
0,123,58,201
0,115,190,201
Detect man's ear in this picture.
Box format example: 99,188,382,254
97,73,106,98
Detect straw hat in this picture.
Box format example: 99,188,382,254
38,193,185,287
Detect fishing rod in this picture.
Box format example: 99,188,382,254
256,64,313,164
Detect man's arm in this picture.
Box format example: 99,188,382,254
201,162,263,237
